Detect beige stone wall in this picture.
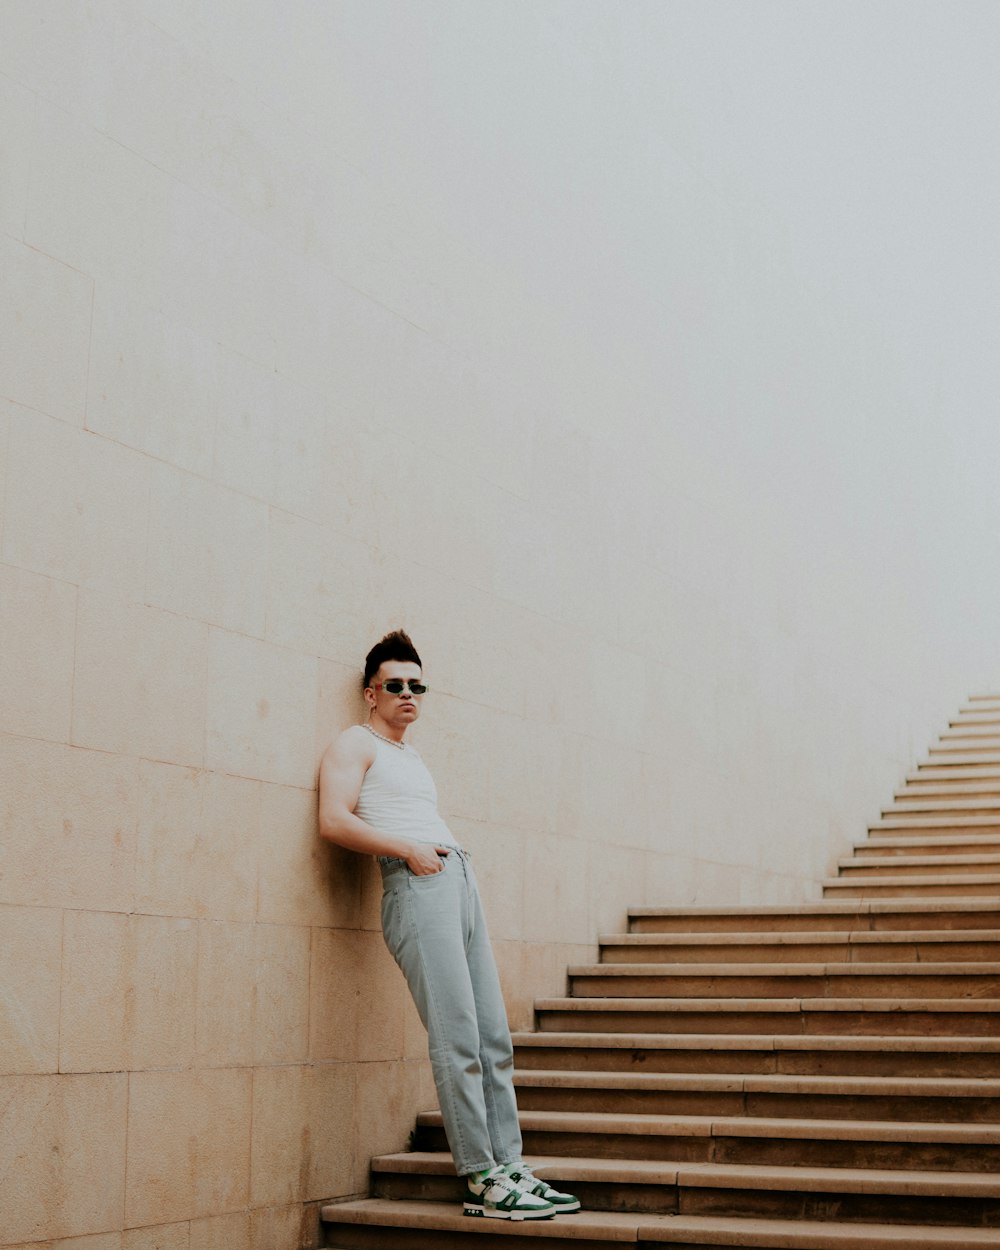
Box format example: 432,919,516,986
3,3,1000,1248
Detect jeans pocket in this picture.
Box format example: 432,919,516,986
407,865,447,883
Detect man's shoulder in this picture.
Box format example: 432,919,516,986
322,724,376,766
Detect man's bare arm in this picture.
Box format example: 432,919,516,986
317,729,450,875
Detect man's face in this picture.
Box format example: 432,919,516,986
365,660,424,729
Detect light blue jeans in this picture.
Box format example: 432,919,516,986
379,847,523,1175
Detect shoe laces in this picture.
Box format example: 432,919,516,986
483,1172,519,1199
489,1170,552,1207
507,1164,541,1192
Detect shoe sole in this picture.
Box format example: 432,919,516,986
463,1204,555,1221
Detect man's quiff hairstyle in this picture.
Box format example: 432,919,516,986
363,629,422,689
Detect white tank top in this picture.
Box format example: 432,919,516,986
353,727,460,849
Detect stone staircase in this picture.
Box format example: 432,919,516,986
322,695,1000,1248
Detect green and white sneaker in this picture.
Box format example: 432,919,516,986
505,1162,582,1213
463,1166,555,1220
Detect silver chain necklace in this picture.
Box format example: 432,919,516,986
365,723,406,750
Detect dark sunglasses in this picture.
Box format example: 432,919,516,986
373,680,427,696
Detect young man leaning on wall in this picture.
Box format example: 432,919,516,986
317,630,580,1221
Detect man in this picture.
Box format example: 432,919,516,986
317,630,580,1221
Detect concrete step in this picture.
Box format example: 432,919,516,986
565,963,1000,1000
871,815,1000,832
939,730,1000,743
886,798,1000,814
838,854,1000,876
600,929,1000,964
855,835,1000,856
643,1213,1000,1248
925,749,1000,762
917,760,1000,774
908,766,1000,783
898,781,1000,799
627,901,1000,934
322,1199,644,1247
368,1151,1000,1223
413,1108,1000,1171
512,1032,1000,1078
822,874,1000,898
869,826,1000,841
321,1200,1000,1248
512,1070,1000,1123
369,1152,685,1213
670,1160,1000,1226
534,997,1000,1037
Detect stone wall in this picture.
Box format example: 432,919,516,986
2,3,1000,1248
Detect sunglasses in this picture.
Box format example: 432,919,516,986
372,680,428,696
